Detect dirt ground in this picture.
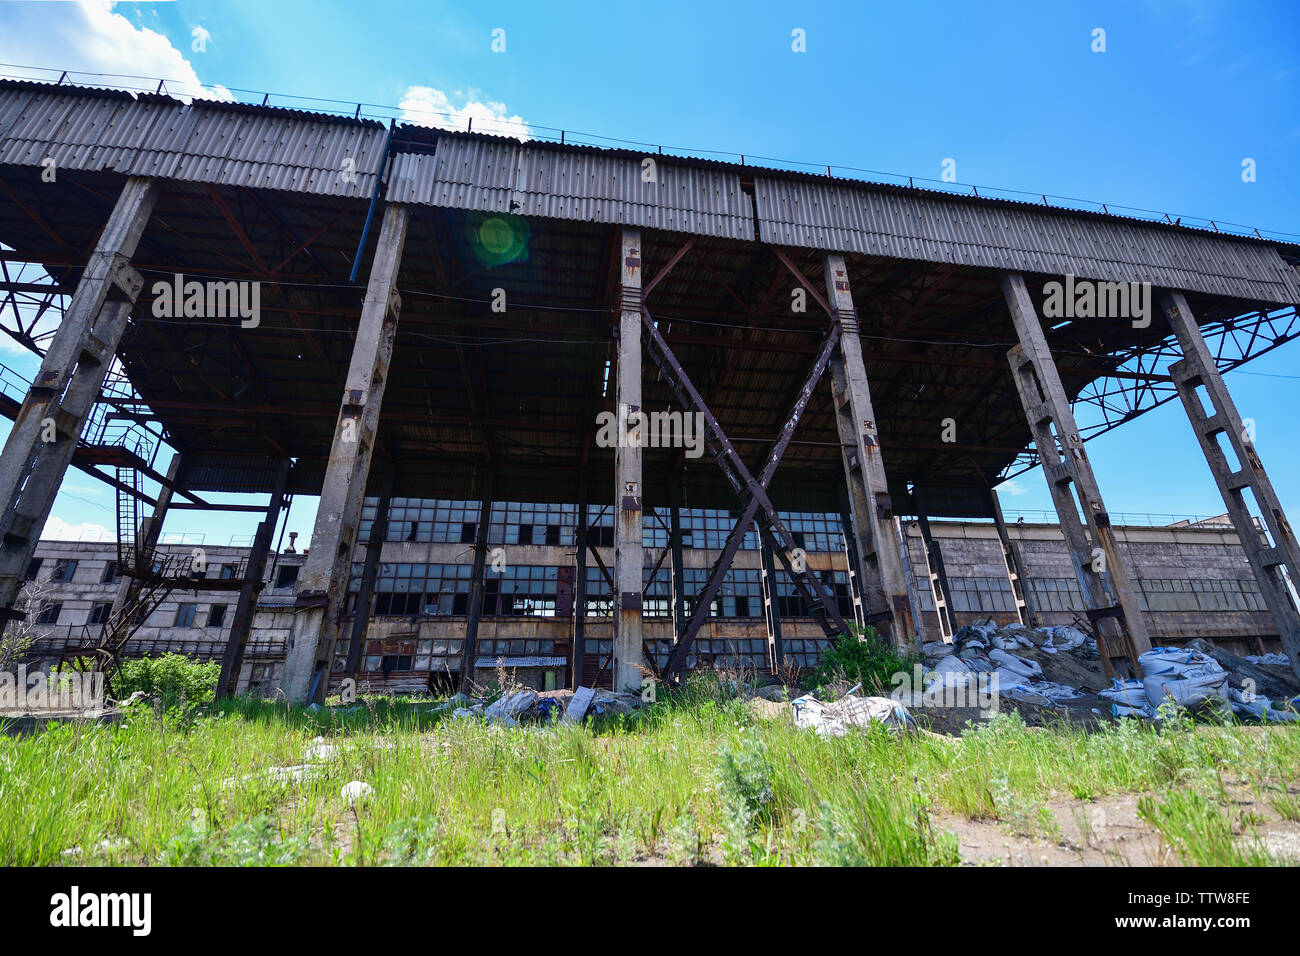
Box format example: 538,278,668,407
935,780,1300,867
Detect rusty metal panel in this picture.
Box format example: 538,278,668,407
754,175,1299,303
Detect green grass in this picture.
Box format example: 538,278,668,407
2,678,1298,866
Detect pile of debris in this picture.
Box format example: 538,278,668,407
445,686,644,726
921,620,1098,708
791,683,917,737
920,619,1299,723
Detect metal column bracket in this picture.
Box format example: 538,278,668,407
914,489,955,642
986,486,1037,628
1003,274,1149,678
1160,291,1300,681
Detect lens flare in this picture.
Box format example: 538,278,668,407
469,212,529,266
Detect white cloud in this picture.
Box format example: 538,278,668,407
995,479,1028,496
399,85,529,139
42,515,114,542
0,1,231,101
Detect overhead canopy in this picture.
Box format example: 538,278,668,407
1,79,1296,517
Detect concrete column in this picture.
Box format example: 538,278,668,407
612,228,644,692
1003,274,1150,677
0,177,158,618
342,483,392,683
1160,291,1300,680
571,472,589,689
280,203,408,703
823,253,915,649
760,534,784,669
458,485,494,693
988,488,1037,627
914,488,955,641
217,459,289,698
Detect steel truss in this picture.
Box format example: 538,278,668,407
1002,306,1300,481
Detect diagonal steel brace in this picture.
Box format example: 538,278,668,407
647,310,849,682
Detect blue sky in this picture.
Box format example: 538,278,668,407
0,0,1297,545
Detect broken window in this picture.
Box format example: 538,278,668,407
380,654,413,675
175,603,198,627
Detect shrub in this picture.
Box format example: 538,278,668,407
716,731,774,832
115,653,220,708
160,817,311,866
814,625,916,694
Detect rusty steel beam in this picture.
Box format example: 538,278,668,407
217,459,289,698
659,313,847,683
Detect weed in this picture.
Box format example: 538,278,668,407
814,626,916,696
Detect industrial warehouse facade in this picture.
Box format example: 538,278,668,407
1,78,1299,700
17,510,1284,695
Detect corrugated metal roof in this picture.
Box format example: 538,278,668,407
754,176,1300,303
0,81,386,198
2,79,1296,301
387,151,437,205
420,137,755,239
474,656,567,668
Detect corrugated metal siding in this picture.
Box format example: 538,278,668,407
754,176,1299,304
2,82,1295,301
0,85,385,198
386,151,438,205
419,137,755,239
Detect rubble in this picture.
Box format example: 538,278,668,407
484,689,539,726
442,685,644,727
564,686,595,722
922,620,1101,711
341,780,373,805
304,736,337,761
920,619,1299,724
1247,652,1291,667
792,686,916,737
